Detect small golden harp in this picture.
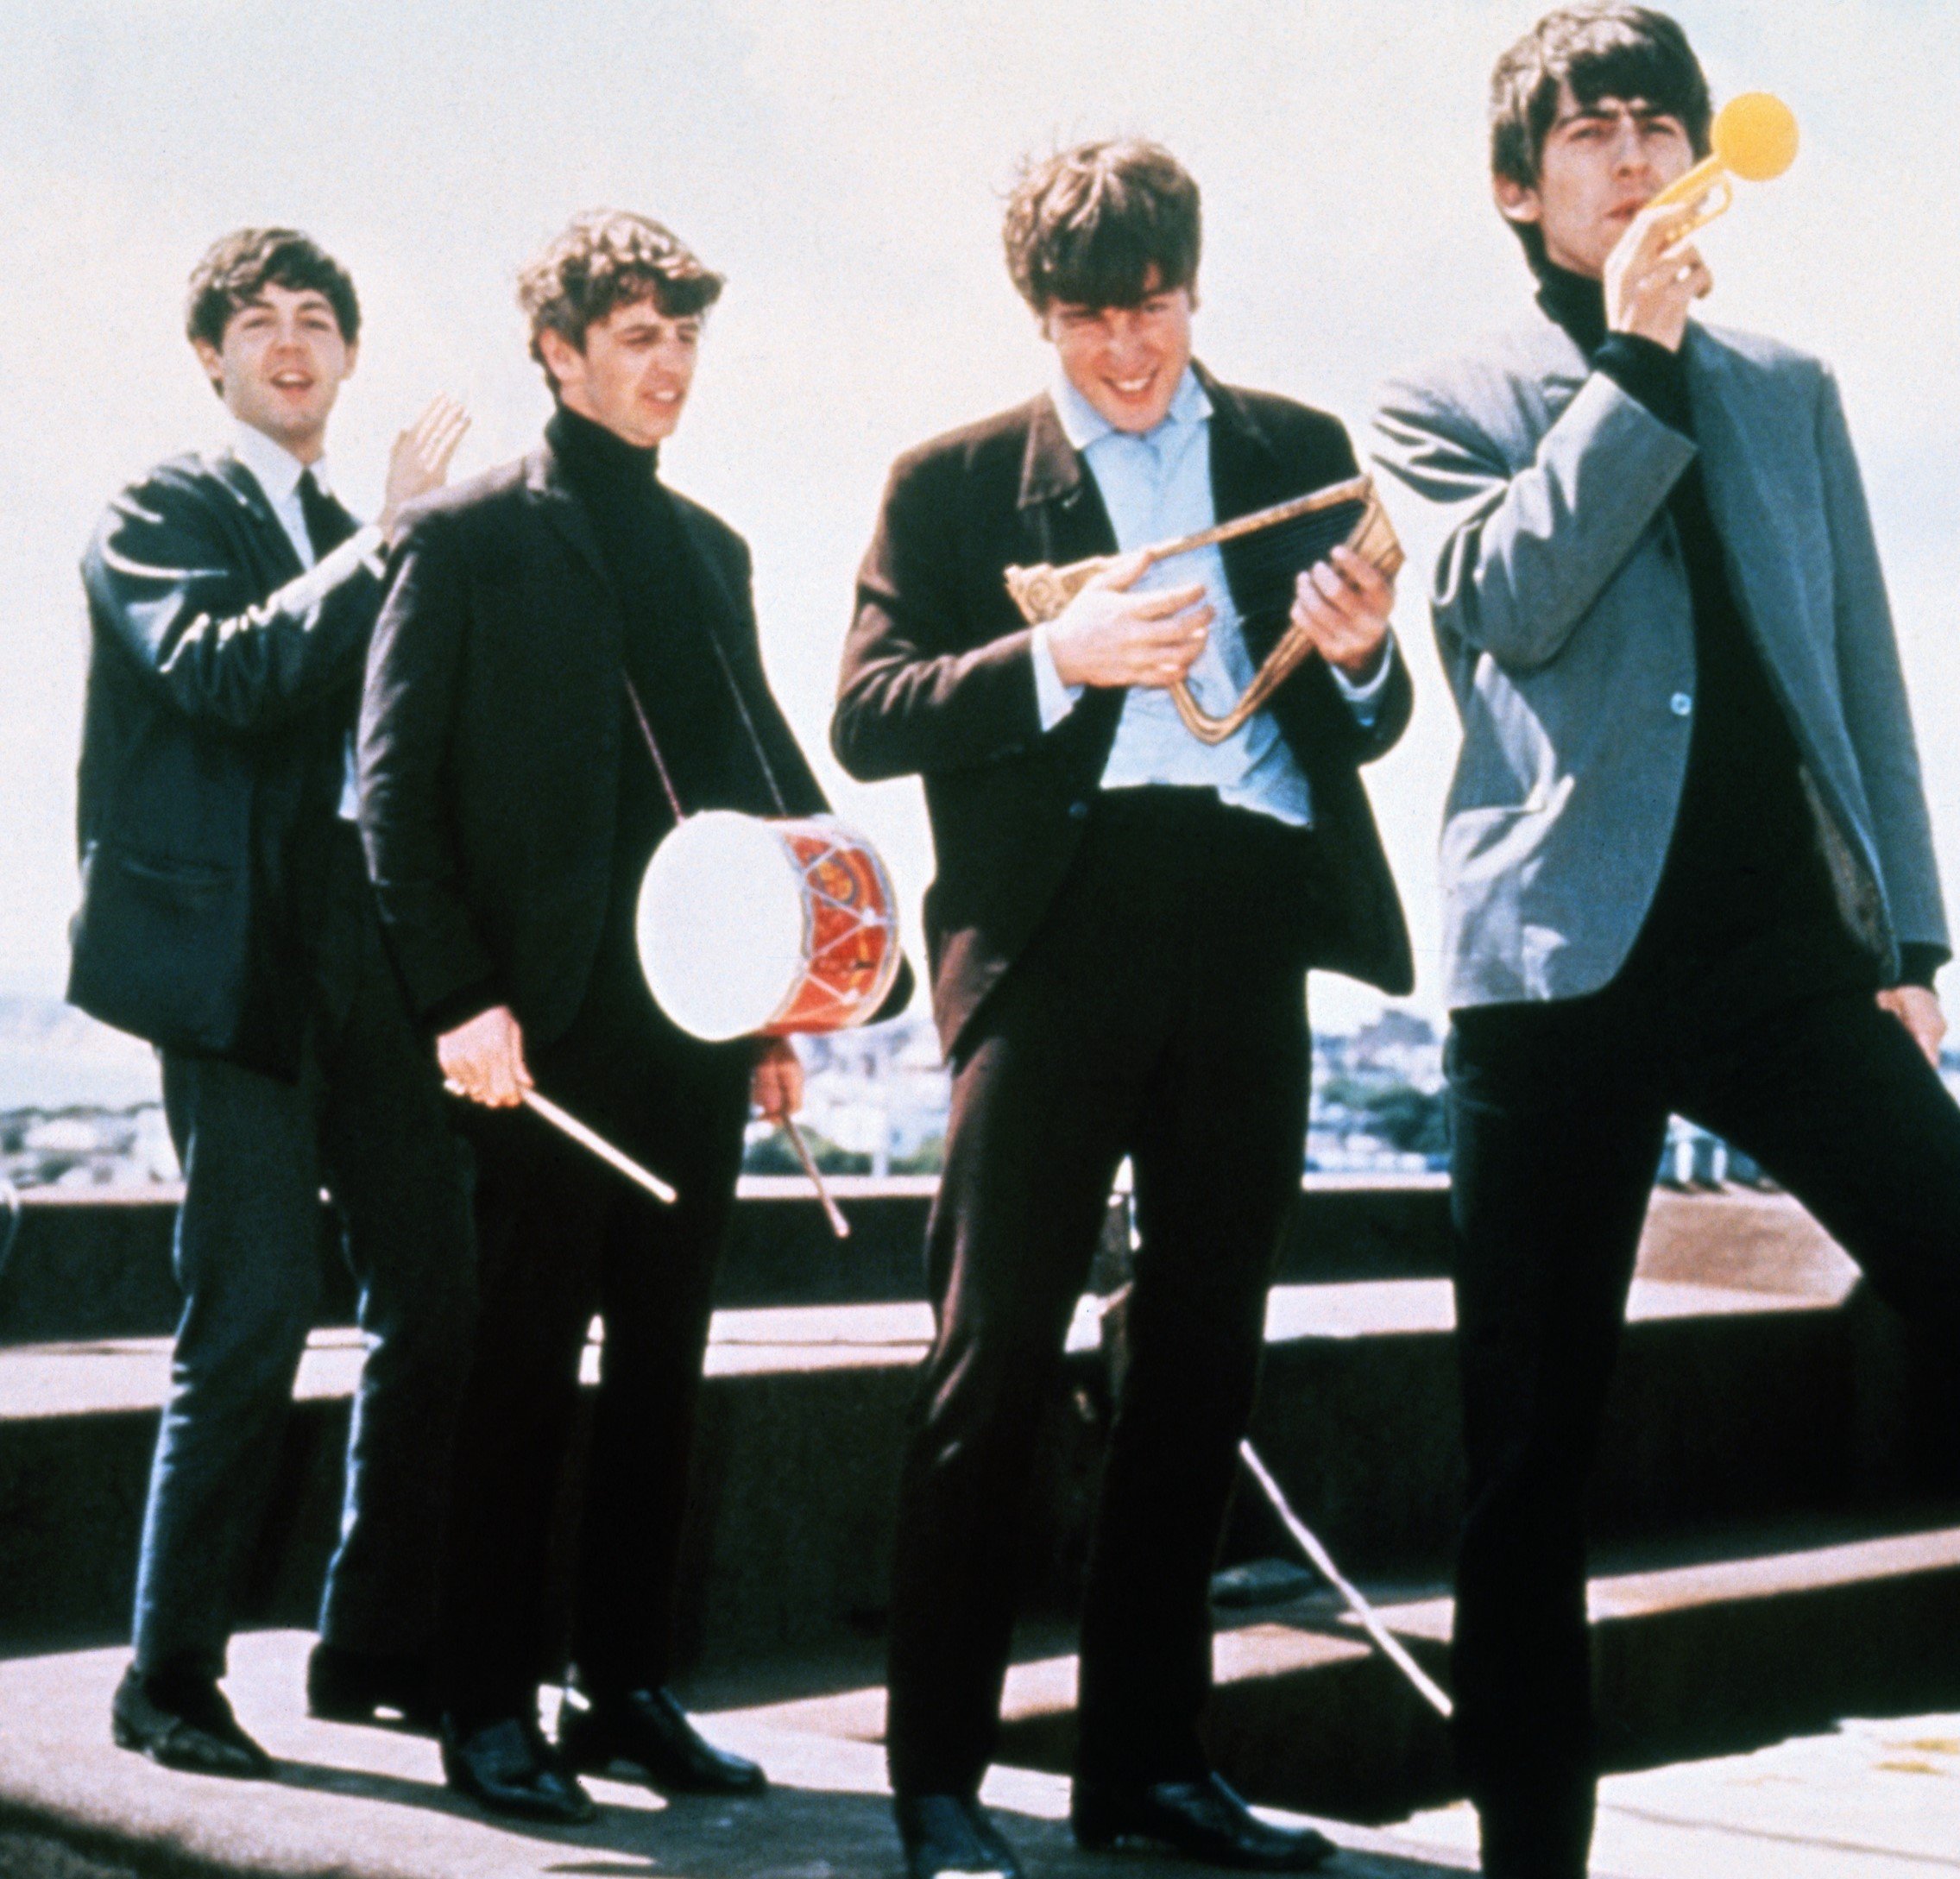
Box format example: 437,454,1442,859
1004,474,1403,746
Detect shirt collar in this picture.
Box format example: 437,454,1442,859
1050,365,1210,453
230,419,326,505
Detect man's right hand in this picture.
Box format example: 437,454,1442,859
379,394,470,539
1604,204,1713,353
1046,552,1213,690
439,1004,533,1107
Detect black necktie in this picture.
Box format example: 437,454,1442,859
297,468,358,562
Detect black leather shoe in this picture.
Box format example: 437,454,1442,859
111,1665,272,1779
893,1793,1024,1879
306,1641,438,1731
441,1712,597,1825
558,1687,766,1794
1071,1772,1335,1870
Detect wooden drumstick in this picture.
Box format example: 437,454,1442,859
781,1113,851,1239
1238,1439,1453,1718
518,1090,679,1205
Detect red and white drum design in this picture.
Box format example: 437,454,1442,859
637,811,902,1042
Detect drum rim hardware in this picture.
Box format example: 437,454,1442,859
624,672,899,1240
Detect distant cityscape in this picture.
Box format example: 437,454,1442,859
5,993,1958,1195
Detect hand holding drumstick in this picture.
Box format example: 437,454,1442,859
753,1037,849,1239
439,1006,677,1204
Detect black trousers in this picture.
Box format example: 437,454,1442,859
1446,966,1960,1879
137,824,474,1679
885,788,1318,1797
438,946,753,1724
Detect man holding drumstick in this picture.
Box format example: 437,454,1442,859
1374,9,1960,1874
835,140,1414,1877
361,210,855,1822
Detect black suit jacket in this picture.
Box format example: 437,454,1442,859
834,364,1415,1056
361,438,862,1050
69,451,386,1077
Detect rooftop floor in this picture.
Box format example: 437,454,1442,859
0,1631,1467,1879
3,1632,1955,1877
1400,1718,1960,1877
0,1269,1850,1421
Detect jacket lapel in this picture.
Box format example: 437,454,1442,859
667,497,749,664
1014,394,1125,759
664,495,791,791
1016,393,1120,569
524,445,625,635
212,451,306,584
1515,308,1594,447
1682,327,1811,673
1201,368,1295,664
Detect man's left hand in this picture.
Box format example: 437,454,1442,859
1294,545,1395,678
379,394,471,540
1878,985,1947,1069
751,1036,804,1120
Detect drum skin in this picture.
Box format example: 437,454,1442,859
638,811,902,1042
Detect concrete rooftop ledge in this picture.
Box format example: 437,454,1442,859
0,1633,1472,1879
1358,1521,1960,1642
4,1171,1450,1210
3,1178,1860,1351
0,1273,1857,1422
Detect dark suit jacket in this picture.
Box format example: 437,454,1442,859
69,451,386,1077
833,364,1415,1056
361,438,865,1050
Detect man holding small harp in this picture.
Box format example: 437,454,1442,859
834,140,1412,1878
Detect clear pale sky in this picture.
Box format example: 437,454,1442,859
3,0,1955,1031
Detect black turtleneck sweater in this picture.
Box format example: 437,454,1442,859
545,404,768,987
1534,264,1927,1002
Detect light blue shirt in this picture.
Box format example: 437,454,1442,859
1030,368,1390,827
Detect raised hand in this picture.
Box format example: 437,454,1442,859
380,394,470,538
1046,552,1213,690
1293,545,1395,678
1604,203,1712,352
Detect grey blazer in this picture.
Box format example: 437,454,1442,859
1374,308,1947,1011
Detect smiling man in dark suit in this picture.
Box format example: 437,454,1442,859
71,229,472,1775
834,141,1413,1879
360,209,904,1825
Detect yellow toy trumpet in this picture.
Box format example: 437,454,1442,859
1648,91,1799,237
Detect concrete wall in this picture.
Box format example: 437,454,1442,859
0,1177,1456,1346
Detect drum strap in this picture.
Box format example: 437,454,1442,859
622,672,687,823
621,633,790,823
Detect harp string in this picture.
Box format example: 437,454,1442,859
1150,503,1366,620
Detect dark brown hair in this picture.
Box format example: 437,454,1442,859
1002,140,1201,313
1490,6,1711,262
518,209,724,389
185,229,360,388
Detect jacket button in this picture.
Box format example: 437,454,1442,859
1670,692,1693,716
1068,800,1090,820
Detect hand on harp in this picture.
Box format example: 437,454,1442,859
1292,546,1396,684
1006,474,1403,744
1043,552,1213,692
